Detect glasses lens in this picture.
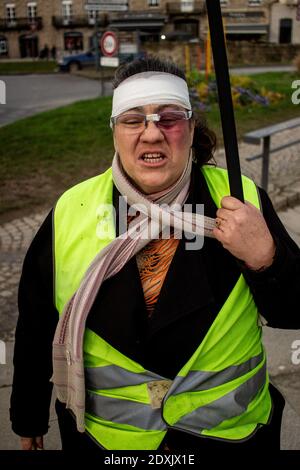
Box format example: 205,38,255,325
116,114,144,130
157,111,188,129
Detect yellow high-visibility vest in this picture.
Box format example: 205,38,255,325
53,165,272,450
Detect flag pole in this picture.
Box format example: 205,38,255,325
205,0,244,202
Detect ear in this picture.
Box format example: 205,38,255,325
189,119,195,147
113,131,118,153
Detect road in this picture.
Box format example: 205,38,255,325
230,65,296,75
0,74,107,127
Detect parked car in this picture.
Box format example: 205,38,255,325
57,50,146,72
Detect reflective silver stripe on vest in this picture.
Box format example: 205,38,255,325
86,391,167,431
169,352,263,396
173,361,267,433
85,364,167,390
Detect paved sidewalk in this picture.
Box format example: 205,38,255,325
0,127,299,449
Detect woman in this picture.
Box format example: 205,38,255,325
10,57,300,451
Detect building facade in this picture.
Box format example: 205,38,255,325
269,0,300,44
0,0,299,59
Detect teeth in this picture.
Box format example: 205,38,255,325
142,153,164,162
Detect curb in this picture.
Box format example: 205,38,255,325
272,191,300,212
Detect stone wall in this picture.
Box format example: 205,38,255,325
144,41,300,69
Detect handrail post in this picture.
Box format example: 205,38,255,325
261,136,270,191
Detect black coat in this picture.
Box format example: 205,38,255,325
10,165,300,450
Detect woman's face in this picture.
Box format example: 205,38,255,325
113,104,194,194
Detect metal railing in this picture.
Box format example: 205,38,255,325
243,117,300,191
52,15,107,29
0,17,43,31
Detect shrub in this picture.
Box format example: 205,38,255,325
186,69,285,112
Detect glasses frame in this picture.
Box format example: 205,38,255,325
110,110,193,131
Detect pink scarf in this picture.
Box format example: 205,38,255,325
51,152,216,431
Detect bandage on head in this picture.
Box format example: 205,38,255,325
111,71,192,121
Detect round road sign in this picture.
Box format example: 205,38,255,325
100,31,118,57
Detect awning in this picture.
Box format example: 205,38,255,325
110,21,165,28
109,14,166,30
224,24,269,34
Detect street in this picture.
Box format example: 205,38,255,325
0,74,110,127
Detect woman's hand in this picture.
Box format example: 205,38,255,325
213,196,276,271
20,436,44,450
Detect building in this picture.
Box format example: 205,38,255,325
215,0,270,41
0,0,299,59
269,0,300,44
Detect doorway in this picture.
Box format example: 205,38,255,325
19,34,39,58
279,18,292,44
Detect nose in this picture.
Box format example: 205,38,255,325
139,121,164,143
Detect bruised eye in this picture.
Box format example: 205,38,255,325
158,112,188,128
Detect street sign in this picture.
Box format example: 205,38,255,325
101,31,118,57
100,56,120,67
85,0,128,11
119,43,138,54
87,0,127,4
84,4,128,11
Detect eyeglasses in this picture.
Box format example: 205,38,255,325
110,110,193,134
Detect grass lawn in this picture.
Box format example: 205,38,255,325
0,71,299,221
0,60,57,74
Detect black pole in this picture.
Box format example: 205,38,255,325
205,0,244,202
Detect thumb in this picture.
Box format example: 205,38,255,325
20,437,34,450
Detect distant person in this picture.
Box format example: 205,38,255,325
10,57,300,451
44,44,49,60
39,45,49,60
51,46,56,60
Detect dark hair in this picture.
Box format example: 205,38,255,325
113,56,217,167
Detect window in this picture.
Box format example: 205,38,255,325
62,1,72,22
174,18,198,37
148,0,159,6
248,0,262,5
0,37,8,55
181,1,194,12
6,4,16,21
64,32,83,52
87,9,98,25
27,2,37,22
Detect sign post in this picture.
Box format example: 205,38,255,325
100,31,119,57
93,21,100,72
100,30,119,67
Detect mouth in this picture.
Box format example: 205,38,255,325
139,152,167,163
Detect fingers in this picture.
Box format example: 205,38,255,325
20,436,44,451
220,196,244,210
20,437,34,450
35,436,44,450
215,218,225,232
216,196,244,221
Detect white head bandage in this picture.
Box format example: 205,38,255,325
111,71,192,118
